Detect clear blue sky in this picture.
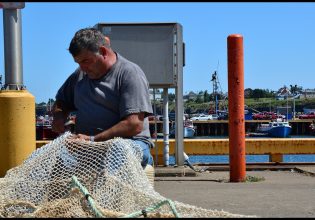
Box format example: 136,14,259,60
0,2,314,103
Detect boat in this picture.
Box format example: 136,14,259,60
170,120,196,138
36,117,59,140
256,119,292,138
36,114,76,140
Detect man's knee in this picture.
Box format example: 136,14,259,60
141,149,153,167
134,140,153,168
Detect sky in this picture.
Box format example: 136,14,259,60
0,2,314,103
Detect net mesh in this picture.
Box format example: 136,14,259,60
0,132,254,218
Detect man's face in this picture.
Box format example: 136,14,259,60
74,49,105,79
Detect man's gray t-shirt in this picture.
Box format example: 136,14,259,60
56,53,153,146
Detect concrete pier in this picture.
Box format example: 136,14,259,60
154,165,315,217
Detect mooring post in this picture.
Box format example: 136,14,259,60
227,34,246,182
0,3,36,177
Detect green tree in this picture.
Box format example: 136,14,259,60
290,84,303,95
204,90,210,102
244,88,253,98
196,92,204,103
168,93,175,102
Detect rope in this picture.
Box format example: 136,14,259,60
71,175,180,218
122,199,180,218
71,176,104,218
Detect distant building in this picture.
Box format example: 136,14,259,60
276,87,291,100
301,89,315,99
35,99,55,116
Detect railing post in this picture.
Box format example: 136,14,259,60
163,88,170,166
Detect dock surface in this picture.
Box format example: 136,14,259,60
154,165,315,217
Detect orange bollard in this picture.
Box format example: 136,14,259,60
227,34,246,182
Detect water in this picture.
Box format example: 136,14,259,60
167,154,315,165
194,135,315,139
162,135,315,165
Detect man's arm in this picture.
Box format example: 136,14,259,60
51,100,72,134
73,112,145,141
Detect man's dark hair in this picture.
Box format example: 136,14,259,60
68,28,109,57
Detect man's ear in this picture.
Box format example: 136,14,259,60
105,36,111,46
99,46,108,57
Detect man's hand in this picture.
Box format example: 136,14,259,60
69,133,91,141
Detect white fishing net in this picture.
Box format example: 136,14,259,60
0,132,254,218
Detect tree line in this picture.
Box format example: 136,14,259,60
167,84,304,104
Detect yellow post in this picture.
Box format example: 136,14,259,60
0,90,36,177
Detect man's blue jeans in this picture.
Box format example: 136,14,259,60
133,140,154,169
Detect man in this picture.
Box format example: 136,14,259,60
51,28,154,168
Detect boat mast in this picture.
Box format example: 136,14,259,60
211,60,222,115
211,70,218,115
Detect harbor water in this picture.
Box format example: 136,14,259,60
162,135,315,165
168,154,315,165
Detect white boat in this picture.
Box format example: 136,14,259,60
257,119,292,138
170,120,195,138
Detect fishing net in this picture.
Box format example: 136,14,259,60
0,132,254,218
